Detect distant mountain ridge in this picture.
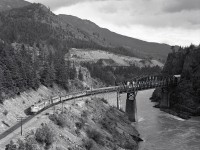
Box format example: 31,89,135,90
59,14,172,61
0,0,172,62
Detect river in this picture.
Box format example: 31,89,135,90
96,89,200,150
129,89,200,150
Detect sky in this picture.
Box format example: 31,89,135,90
26,0,200,46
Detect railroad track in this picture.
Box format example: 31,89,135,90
0,90,114,142
0,76,179,142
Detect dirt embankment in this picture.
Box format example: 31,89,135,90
0,85,68,134
4,97,141,150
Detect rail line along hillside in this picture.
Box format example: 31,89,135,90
0,74,180,142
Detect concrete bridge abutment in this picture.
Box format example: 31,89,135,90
159,87,170,108
125,92,137,122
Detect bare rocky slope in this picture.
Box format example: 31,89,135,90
69,48,163,68
151,45,200,118
2,96,141,150
0,63,104,135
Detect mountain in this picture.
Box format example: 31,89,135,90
0,3,122,100
0,3,86,100
0,3,164,100
0,0,30,12
0,3,104,50
59,14,172,61
0,0,172,61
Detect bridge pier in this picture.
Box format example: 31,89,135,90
160,87,170,108
125,92,137,122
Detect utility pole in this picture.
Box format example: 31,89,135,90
21,118,22,136
62,101,63,113
58,92,64,113
53,97,55,114
17,117,25,136
117,91,119,109
50,96,56,114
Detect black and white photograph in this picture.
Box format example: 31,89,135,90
0,0,199,149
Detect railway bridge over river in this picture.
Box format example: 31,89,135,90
0,74,180,143
117,74,180,122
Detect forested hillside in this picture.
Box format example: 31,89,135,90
152,45,200,117
0,3,164,103
82,62,161,86
0,3,125,102
0,4,78,102
0,40,77,103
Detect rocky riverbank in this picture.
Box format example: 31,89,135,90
151,88,192,119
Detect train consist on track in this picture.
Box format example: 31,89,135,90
30,75,181,113
30,86,118,113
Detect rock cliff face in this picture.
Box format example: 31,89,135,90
152,45,200,118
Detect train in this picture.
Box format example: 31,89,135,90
30,86,119,113
30,75,181,113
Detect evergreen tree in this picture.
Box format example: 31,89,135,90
78,69,83,81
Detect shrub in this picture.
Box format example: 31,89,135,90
49,113,68,128
101,98,108,104
35,125,54,146
81,110,88,118
75,121,84,130
121,141,136,150
3,109,8,116
83,139,95,150
18,138,39,150
0,95,4,104
5,140,17,150
99,117,112,133
86,128,105,146
85,99,90,105
75,129,81,136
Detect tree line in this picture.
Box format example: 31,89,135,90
0,42,77,103
82,61,162,86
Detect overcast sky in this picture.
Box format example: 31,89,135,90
26,0,200,46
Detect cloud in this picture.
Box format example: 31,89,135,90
26,0,124,10
26,0,83,10
163,0,200,13
70,0,200,29
27,0,200,46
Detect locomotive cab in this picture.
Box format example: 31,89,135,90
30,105,40,113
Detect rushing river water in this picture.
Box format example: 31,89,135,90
96,90,200,150
129,89,200,150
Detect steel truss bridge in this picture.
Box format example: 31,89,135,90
118,74,180,93
117,74,180,122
